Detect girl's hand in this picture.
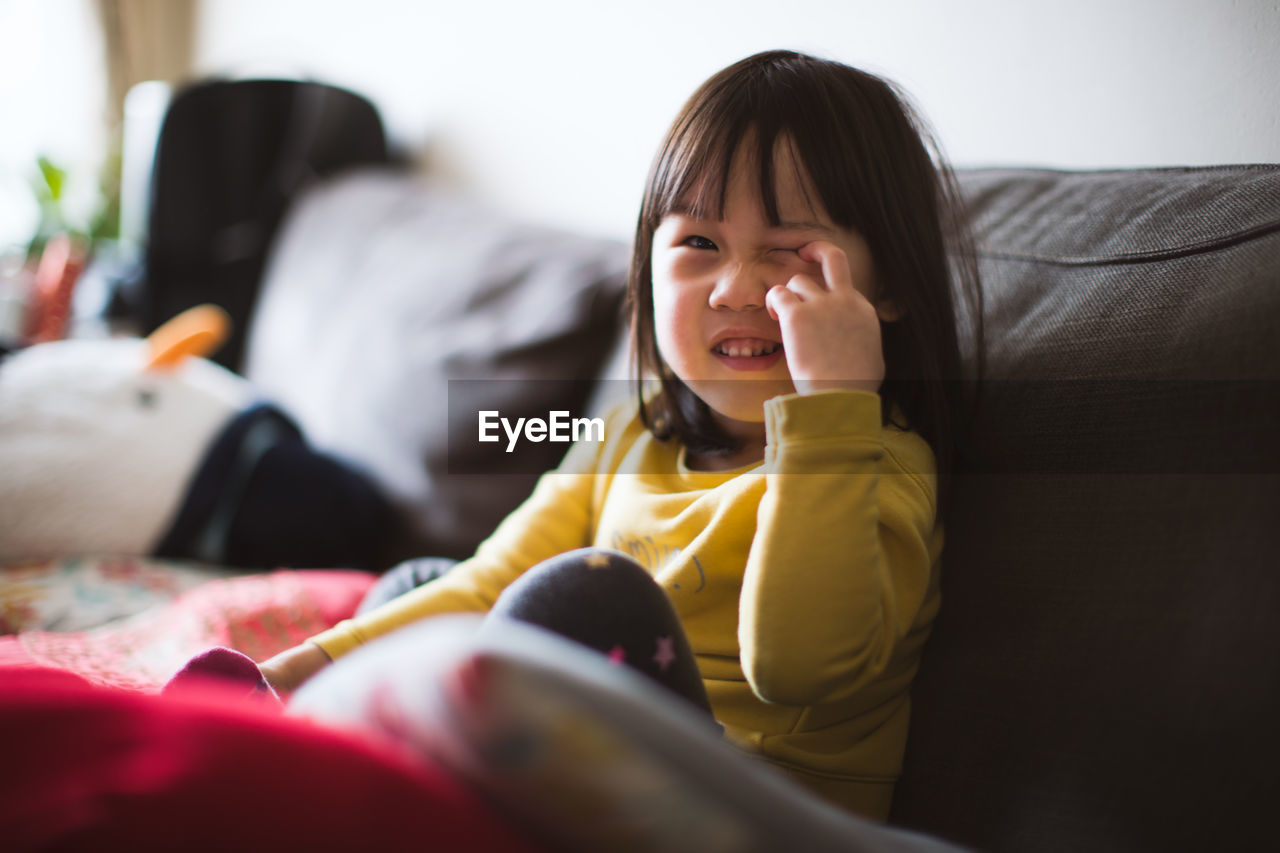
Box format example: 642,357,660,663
258,641,332,695
765,240,887,395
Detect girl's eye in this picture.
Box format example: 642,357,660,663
682,235,717,251
772,247,802,256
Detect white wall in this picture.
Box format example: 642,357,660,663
194,0,1280,240
0,0,106,250
4,0,1277,251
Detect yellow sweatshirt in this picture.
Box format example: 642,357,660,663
312,389,942,819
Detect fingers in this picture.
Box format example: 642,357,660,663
782,273,826,300
765,284,799,321
768,240,864,322
767,269,834,322
797,241,853,293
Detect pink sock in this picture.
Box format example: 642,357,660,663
164,646,281,705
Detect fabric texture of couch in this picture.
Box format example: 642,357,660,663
890,166,1280,852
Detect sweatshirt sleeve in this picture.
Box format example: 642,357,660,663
737,389,940,707
310,430,606,660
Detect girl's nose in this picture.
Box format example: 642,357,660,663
708,262,771,311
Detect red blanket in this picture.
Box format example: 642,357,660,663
0,568,537,850
0,569,373,691
0,667,535,851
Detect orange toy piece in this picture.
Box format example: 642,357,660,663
145,304,232,372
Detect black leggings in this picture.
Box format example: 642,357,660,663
359,548,713,715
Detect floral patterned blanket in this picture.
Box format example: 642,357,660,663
0,557,375,691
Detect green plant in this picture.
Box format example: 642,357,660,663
26,138,121,263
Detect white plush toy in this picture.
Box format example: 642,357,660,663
0,306,392,569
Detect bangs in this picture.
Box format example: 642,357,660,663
637,47,941,249
642,89,833,230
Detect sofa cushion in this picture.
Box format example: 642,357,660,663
243,169,629,565
890,166,1280,852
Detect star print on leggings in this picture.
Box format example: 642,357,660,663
653,636,676,672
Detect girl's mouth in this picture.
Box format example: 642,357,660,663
711,337,784,371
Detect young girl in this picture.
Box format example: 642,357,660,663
202,50,976,821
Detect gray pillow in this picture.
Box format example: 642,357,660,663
243,169,629,565
290,614,966,853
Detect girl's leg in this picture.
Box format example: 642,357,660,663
356,556,459,614
487,548,712,715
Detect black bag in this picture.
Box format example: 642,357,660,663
142,79,388,372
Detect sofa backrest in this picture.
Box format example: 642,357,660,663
890,166,1280,852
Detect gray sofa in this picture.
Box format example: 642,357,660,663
891,167,1279,851
241,164,1279,851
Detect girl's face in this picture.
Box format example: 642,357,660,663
650,144,878,444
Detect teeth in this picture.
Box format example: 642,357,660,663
716,341,779,357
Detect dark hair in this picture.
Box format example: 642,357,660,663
626,49,980,517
